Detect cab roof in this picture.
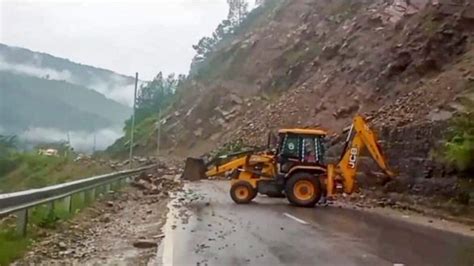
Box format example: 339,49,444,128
278,128,327,136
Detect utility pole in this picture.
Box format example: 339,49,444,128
156,101,162,157
92,132,97,154
129,72,138,169
66,131,71,157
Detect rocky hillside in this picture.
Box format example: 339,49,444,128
128,0,474,192
144,0,473,155
147,0,474,218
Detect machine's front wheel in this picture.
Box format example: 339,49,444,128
285,172,322,207
230,181,257,204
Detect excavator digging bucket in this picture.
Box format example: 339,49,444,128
181,157,207,181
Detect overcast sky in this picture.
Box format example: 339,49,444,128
0,0,235,80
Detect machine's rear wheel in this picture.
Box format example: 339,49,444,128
285,172,322,207
230,181,257,204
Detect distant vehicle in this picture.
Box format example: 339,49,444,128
38,148,59,157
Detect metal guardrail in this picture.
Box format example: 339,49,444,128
0,164,156,236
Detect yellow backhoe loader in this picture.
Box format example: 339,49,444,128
182,115,395,207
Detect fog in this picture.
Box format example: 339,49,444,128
19,127,123,154
0,54,140,106
1,0,231,80
0,55,74,82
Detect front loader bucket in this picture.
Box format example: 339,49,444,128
181,157,207,181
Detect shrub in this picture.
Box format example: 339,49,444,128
444,102,474,173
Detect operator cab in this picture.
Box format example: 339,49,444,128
276,128,327,174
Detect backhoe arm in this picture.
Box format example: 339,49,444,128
328,115,394,196
206,156,248,177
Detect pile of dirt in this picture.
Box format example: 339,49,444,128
131,164,182,196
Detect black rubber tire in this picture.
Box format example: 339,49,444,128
230,181,257,204
285,172,322,207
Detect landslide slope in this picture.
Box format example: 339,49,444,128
158,0,474,161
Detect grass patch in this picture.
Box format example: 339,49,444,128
0,181,123,265
0,152,111,193
0,229,31,266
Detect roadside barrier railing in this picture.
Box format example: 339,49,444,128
0,164,156,236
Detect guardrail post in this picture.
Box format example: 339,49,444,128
105,184,111,193
16,209,28,236
78,191,85,210
90,188,96,201
95,186,101,198
46,201,54,213
84,190,91,205
64,196,72,213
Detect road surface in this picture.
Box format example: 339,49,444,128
157,180,474,266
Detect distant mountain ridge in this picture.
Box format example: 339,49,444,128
0,43,136,106
0,43,133,150
0,71,131,133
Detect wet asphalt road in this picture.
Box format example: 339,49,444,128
158,180,474,266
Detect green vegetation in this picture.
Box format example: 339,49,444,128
444,113,474,173
0,183,123,265
444,87,474,174
0,71,131,133
0,229,30,266
105,72,184,157
0,152,111,193
1,135,111,192
106,116,159,157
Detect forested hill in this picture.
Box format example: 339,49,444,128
0,71,131,133
0,43,134,150
0,43,136,105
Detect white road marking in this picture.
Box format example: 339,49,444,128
283,213,308,225
159,198,177,266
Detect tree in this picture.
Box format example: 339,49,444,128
227,0,249,27
192,37,217,62
128,72,183,129
214,19,233,40
0,135,17,158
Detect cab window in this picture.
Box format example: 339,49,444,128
302,137,316,163
280,134,300,158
